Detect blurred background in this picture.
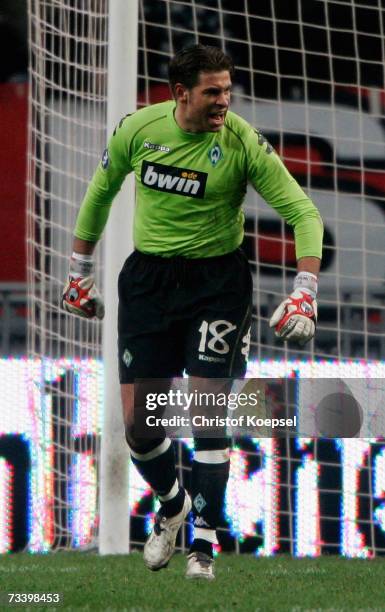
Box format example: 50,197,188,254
0,0,28,355
2,0,385,359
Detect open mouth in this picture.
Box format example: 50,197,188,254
208,110,226,125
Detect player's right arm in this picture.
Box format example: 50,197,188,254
62,114,133,319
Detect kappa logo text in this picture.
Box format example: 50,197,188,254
143,141,171,153
141,161,207,198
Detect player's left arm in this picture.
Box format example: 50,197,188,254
246,128,323,345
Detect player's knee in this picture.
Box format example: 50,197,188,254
124,422,137,450
121,383,135,428
124,422,165,455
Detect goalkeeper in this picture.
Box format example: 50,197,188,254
63,44,322,580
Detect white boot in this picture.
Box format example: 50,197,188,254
186,551,215,580
144,491,192,571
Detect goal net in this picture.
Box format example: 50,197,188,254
26,0,385,556
27,0,108,550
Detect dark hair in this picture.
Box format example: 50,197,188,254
168,44,234,93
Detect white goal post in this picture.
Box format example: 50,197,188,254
99,0,138,556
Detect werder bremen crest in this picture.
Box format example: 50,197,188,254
208,144,223,167
122,349,133,368
193,493,207,513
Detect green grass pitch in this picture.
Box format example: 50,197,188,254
0,552,384,611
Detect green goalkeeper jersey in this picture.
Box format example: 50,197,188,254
75,100,323,259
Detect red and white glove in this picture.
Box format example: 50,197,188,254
269,272,318,345
62,253,104,320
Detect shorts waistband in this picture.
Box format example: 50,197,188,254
133,248,240,266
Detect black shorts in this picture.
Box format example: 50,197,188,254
117,248,253,383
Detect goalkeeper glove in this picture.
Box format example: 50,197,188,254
269,272,318,345
62,252,104,320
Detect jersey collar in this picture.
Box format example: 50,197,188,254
168,102,215,142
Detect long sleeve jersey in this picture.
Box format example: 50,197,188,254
75,100,323,259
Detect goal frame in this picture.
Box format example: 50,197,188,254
99,0,138,555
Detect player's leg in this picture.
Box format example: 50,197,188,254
187,435,230,580
186,377,231,580
121,379,191,570
118,252,191,570
122,379,186,516
184,249,253,579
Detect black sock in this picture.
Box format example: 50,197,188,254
159,486,185,518
130,439,178,498
191,459,230,529
189,538,213,558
